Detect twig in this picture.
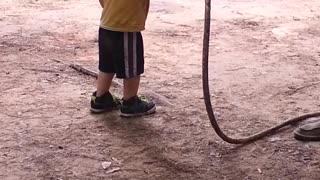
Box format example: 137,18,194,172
49,59,124,87
7,14,20,17
22,67,60,74
50,59,97,77
286,81,320,95
225,67,247,72
69,64,98,78
254,142,263,151
49,59,172,106
270,81,320,99
68,64,122,87
23,52,45,60
50,58,68,65
0,112,26,119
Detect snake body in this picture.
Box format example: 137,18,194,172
202,0,320,144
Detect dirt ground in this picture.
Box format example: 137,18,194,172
1,0,320,179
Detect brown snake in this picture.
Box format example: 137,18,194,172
202,0,320,144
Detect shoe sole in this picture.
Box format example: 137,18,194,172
90,107,118,114
294,129,320,141
120,106,156,118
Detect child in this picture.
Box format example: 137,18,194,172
91,0,156,117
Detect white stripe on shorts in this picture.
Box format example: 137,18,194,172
123,32,130,78
132,33,137,77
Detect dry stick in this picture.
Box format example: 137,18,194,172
69,64,98,78
286,81,320,95
68,64,173,106
23,47,38,53
225,67,247,72
51,59,121,85
54,59,122,87
22,67,60,74
68,64,122,87
23,51,45,59
269,81,320,99
50,59,173,106
50,58,67,64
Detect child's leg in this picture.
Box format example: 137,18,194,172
90,28,120,113
95,28,117,97
114,32,145,99
115,32,156,117
123,75,140,100
96,72,114,97
91,71,119,113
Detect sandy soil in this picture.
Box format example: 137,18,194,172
1,0,320,179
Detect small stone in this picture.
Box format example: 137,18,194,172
253,51,259,54
293,17,300,21
101,162,112,169
257,168,262,174
210,152,221,158
269,137,281,142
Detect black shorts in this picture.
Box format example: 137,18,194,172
98,28,144,79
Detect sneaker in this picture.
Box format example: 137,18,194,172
294,121,320,141
90,91,121,113
120,96,156,118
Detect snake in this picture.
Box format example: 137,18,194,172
202,0,320,144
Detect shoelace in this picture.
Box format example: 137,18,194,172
138,95,148,102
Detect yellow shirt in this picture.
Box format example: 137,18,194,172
100,0,150,32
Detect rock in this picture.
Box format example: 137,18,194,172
269,137,281,142
257,168,262,174
101,162,112,170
